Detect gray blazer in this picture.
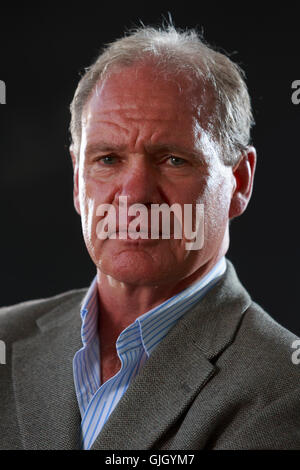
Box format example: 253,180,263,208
0,260,299,450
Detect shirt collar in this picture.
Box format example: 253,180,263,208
80,257,226,355
80,276,99,347
137,256,226,355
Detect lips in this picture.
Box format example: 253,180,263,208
113,227,162,238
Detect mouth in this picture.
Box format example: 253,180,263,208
107,229,177,241
114,229,159,238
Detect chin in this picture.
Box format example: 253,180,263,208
97,250,175,286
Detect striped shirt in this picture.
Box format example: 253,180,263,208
73,257,226,449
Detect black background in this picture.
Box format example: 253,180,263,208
0,5,299,336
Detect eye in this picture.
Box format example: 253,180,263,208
167,156,187,166
97,155,118,165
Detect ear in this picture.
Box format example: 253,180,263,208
229,146,256,219
70,145,81,216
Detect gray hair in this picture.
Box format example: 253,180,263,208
69,24,254,165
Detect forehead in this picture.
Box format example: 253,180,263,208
84,63,213,121
90,64,195,109
81,63,216,155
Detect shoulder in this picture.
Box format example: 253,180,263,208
225,299,300,395
0,288,88,342
219,260,299,389
209,301,300,449
241,300,298,361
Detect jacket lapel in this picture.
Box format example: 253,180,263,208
12,292,85,449
91,260,252,450
91,320,216,450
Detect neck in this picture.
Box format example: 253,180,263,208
96,253,225,337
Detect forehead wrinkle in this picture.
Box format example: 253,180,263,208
84,100,181,129
97,106,181,122
119,116,179,123
88,86,192,116
83,114,131,137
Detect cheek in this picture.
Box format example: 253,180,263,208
201,176,233,232
79,175,110,218
80,169,119,206
80,196,97,248
78,175,121,255
78,181,98,244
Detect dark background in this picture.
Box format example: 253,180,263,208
0,5,299,335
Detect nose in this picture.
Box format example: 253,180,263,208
116,156,162,207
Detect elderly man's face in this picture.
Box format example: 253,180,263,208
73,63,236,287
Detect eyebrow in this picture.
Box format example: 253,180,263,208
144,143,202,161
84,142,202,161
85,143,126,155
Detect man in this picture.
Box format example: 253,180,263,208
0,24,299,450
